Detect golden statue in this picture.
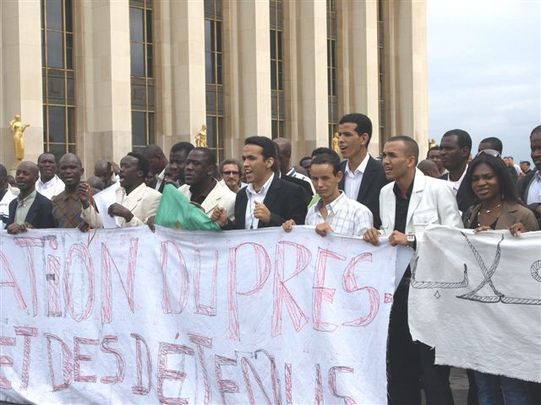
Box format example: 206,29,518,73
428,138,438,150
332,132,340,154
195,124,208,147
9,114,30,163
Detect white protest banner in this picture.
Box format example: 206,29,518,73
0,226,404,404
409,225,541,382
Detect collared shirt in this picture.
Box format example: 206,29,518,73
245,173,274,229
0,187,18,226
343,153,370,200
36,175,65,200
286,167,315,193
155,167,166,192
393,181,414,234
526,171,541,205
15,190,37,225
51,190,87,228
446,165,468,196
306,192,373,236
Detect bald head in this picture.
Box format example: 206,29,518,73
143,144,168,174
94,159,113,188
417,159,440,178
273,137,292,173
59,153,82,167
15,161,39,196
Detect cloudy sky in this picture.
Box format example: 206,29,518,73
427,0,540,162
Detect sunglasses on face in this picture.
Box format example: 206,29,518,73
222,171,239,176
476,149,501,158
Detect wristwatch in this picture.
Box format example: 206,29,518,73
406,233,416,248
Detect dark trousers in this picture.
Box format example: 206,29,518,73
418,343,454,405
387,280,421,405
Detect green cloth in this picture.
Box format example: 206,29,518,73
155,184,220,231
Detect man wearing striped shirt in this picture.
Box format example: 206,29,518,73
283,149,373,236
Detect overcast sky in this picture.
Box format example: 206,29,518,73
427,0,541,162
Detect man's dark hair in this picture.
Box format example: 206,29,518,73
442,129,472,152
463,154,518,203
520,160,530,166
37,152,56,163
311,147,335,157
143,144,165,159
299,156,312,165
338,113,373,145
170,141,195,155
0,164,7,182
531,125,541,137
479,137,503,154
388,135,420,163
220,158,242,175
191,147,217,167
310,150,342,175
127,152,149,177
59,153,83,167
244,136,277,160
426,145,439,158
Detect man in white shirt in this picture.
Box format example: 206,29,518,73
439,129,475,213
518,125,541,228
363,136,462,405
0,164,17,227
337,113,387,229
179,148,236,221
81,152,161,228
143,144,168,192
283,149,373,236
35,152,65,199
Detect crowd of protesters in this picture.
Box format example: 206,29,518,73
1,114,540,405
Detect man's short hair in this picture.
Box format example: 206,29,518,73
127,152,149,177
299,156,312,165
170,141,195,155
310,150,342,175
143,144,165,159
338,113,373,145
442,129,472,152
311,147,335,157
0,164,7,181
479,137,503,154
37,152,56,163
531,125,541,137
191,147,217,167
388,135,420,163
220,159,242,174
59,153,83,167
244,136,277,160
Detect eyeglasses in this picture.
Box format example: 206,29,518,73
221,171,239,176
476,149,501,158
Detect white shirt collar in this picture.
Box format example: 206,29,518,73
246,173,275,197
345,153,370,176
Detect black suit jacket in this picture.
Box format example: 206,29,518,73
338,156,387,229
229,176,307,229
517,169,541,227
281,175,312,206
6,192,57,229
439,172,475,214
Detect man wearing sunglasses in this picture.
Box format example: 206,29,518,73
220,159,244,194
477,136,518,183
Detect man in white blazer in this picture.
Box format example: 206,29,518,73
81,152,161,228
179,147,236,221
364,136,462,405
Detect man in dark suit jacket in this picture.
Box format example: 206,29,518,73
439,129,476,214
212,136,307,229
6,161,56,234
518,126,541,228
336,113,386,228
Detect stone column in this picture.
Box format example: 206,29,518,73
381,0,428,154
155,0,206,151
340,0,381,155
237,0,272,139
290,0,328,159
0,0,43,170
76,0,132,170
